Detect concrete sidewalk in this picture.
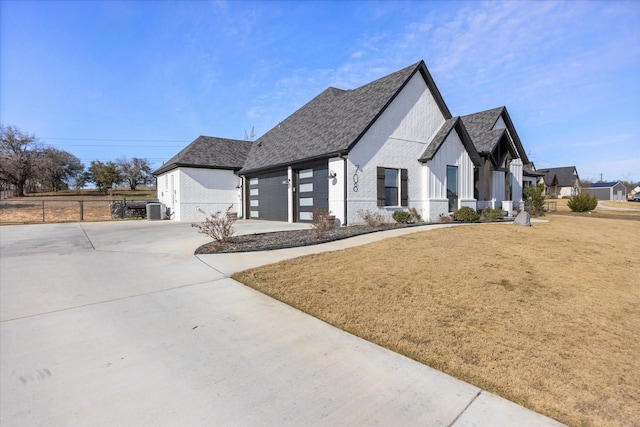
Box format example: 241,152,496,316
1,220,564,426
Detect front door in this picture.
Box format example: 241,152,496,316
447,165,458,212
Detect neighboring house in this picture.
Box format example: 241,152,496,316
523,164,544,189
582,181,627,201
539,166,581,198
155,60,532,224
630,185,640,198
154,136,252,221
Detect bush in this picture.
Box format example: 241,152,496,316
481,207,504,221
524,184,546,216
567,193,598,212
392,210,412,223
438,213,451,223
191,205,236,245
451,206,480,222
357,209,385,227
311,208,335,238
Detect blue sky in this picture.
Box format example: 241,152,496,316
2,0,639,182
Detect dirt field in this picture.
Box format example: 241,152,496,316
233,214,639,427
0,188,156,224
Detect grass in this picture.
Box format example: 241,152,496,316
232,213,639,427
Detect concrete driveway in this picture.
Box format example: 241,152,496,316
1,220,564,426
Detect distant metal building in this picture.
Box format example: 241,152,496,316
582,181,627,201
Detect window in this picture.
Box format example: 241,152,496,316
377,167,408,207
385,169,398,206
447,165,458,212
299,169,313,179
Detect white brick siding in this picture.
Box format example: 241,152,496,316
157,167,241,222
346,72,445,224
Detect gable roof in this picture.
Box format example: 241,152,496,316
153,136,252,175
539,166,579,187
460,106,530,165
418,117,481,166
240,60,452,174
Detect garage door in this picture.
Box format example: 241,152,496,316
295,163,328,222
247,170,288,221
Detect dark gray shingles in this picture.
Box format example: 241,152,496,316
153,136,252,175
461,106,530,165
241,61,447,173
460,107,505,154
419,117,459,161
419,117,482,165
539,166,579,187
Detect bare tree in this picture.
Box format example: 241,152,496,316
36,147,84,191
0,124,43,196
117,157,152,190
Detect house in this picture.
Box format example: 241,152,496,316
154,136,251,221
459,107,531,213
155,60,532,224
523,165,545,189
539,166,580,198
582,181,627,201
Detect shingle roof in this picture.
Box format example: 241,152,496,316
460,107,505,153
419,117,481,165
539,166,579,187
153,136,252,175
523,168,544,177
460,106,530,165
240,60,451,173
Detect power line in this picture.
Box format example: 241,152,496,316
51,144,184,147
43,137,190,143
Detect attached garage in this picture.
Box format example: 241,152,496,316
246,170,288,221
294,162,328,222
245,162,329,223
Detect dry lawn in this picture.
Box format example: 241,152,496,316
233,215,640,427
0,188,156,224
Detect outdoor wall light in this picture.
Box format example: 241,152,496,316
328,170,337,179
282,178,291,185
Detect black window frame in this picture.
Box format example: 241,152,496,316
377,167,408,207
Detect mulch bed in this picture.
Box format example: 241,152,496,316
194,218,518,254
194,223,422,254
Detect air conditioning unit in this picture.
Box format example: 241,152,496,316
146,203,166,220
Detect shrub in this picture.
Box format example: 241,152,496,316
408,207,423,223
567,193,598,212
438,213,451,223
392,210,412,223
191,205,237,245
451,206,480,222
481,207,504,221
311,208,335,238
524,184,546,216
357,209,385,227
